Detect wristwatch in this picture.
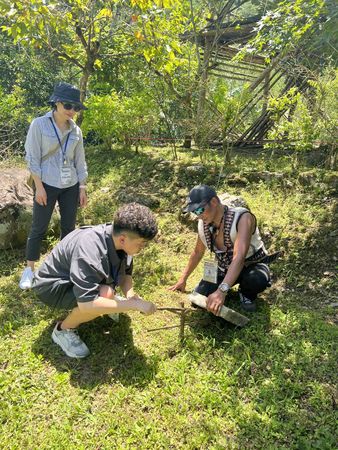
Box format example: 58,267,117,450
218,282,230,293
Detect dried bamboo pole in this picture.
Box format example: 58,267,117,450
210,66,257,80
211,73,255,82
212,60,263,73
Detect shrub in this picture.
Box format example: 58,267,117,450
267,68,338,152
82,90,159,148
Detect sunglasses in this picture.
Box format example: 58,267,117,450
61,102,82,112
193,205,206,216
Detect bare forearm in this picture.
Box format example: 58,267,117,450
32,174,43,190
222,257,245,286
180,251,204,281
78,296,139,314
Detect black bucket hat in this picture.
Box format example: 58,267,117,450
49,82,87,110
183,184,217,213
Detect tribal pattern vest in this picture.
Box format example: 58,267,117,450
198,207,269,273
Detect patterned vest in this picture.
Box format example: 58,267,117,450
200,207,272,273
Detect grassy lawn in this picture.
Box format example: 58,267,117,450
0,145,337,449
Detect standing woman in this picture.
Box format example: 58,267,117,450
19,82,88,289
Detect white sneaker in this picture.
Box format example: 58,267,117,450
52,323,90,358
19,267,34,290
108,313,120,323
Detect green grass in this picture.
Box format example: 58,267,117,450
0,145,337,449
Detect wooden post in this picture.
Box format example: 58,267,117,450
179,300,186,346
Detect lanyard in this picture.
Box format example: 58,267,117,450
49,117,71,163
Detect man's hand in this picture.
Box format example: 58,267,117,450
206,289,226,316
79,188,87,208
35,186,47,206
168,278,187,292
137,299,157,315
127,293,143,302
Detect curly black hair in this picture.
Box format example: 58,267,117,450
113,203,158,240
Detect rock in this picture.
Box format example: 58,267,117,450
186,165,205,173
282,179,294,189
0,168,33,249
323,173,338,191
116,189,160,209
242,171,284,183
0,168,59,250
298,171,318,186
219,193,248,208
226,175,249,187
157,159,170,166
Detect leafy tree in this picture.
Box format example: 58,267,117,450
0,33,69,107
0,0,134,122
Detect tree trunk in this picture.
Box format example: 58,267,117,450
183,136,192,148
77,70,90,126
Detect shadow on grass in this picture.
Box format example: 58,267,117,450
0,248,26,277
31,314,158,389
273,199,337,311
186,289,272,348
184,287,337,447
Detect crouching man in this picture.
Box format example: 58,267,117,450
32,203,157,358
169,185,278,315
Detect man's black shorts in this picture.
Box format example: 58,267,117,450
32,278,77,310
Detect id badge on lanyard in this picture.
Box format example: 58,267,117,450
60,164,72,186
50,117,71,186
203,258,218,283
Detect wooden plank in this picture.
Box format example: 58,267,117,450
212,60,263,73
189,292,249,327
211,72,253,82
210,66,256,80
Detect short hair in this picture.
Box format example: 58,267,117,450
113,203,158,240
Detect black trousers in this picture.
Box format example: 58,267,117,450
194,263,271,300
26,182,79,261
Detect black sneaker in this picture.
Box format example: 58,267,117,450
239,292,257,312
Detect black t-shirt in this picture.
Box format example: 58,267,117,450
33,224,133,302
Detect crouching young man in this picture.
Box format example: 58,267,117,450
32,203,158,358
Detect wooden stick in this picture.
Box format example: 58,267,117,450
147,325,181,332
179,300,186,346
157,307,185,312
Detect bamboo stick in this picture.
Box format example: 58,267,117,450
210,66,257,80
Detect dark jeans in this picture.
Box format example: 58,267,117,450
194,263,271,300
26,182,79,261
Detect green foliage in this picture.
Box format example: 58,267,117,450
0,0,135,103
0,84,42,152
0,85,28,125
268,68,338,150
210,79,255,130
82,90,159,147
241,0,326,61
129,0,191,77
81,92,121,145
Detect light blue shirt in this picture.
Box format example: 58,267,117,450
25,110,88,188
